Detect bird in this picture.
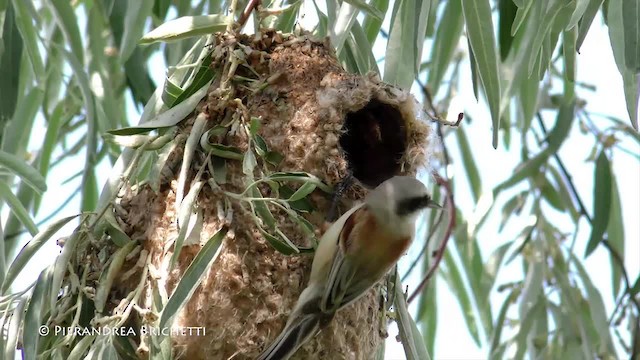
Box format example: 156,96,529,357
257,176,441,360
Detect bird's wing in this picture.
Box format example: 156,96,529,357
319,208,379,313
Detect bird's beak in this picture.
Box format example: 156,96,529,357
426,199,443,209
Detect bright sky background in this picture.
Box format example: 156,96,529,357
7,2,638,360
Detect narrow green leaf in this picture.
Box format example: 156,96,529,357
499,193,525,231
243,150,257,176
140,14,232,44
585,149,611,257
539,175,565,211
279,185,314,212
206,144,244,160
548,166,580,222
0,213,4,284
515,298,547,360
510,0,534,35
424,0,438,37
526,0,567,77
442,250,481,345
4,296,26,360
394,275,431,360
362,0,389,44
567,0,592,29
95,241,137,312
576,0,604,51
42,27,65,115
162,78,184,107
455,126,482,202
0,182,37,236
0,4,22,122
343,0,384,20
286,182,316,202
571,255,614,354
0,150,47,193
497,101,575,191
120,1,154,62
259,227,298,255
416,279,437,356
109,80,212,135
332,2,359,53
268,172,333,193
81,167,98,212
467,39,480,101
518,250,544,319
384,0,432,89
498,0,518,60
489,288,518,357
263,0,302,33
102,212,133,247
49,0,84,64
171,181,204,268
23,266,53,360
482,241,513,296
10,0,43,78
124,50,156,106
631,276,640,296
170,54,215,107
50,229,84,309
622,0,640,72
2,85,42,159
462,0,502,148
38,102,66,180
250,186,277,230
563,28,577,84
426,0,464,95
159,227,228,328
608,0,639,129
1,214,79,293
347,21,380,75
606,176,624,297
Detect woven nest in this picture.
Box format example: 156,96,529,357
114,30,432,359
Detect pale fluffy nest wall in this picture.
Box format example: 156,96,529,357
116,30,432,359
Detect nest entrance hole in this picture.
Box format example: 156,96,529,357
339,99,408,188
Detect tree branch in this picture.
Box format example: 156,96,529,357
237,0,261,29
406,83,458,304
408,171,455,304
536,112,640,359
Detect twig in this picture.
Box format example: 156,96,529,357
406,85,459,304
401,210,446,282
537,113,592,222
536,112,640,360
408,172,455,303
237,0,261,29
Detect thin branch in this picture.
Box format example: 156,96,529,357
237,0,261,29
536,112,640,360
408,172,455,303
536,113,592,222
401,210,446,282
406,84,459,304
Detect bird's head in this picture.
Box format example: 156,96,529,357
365,176,441,235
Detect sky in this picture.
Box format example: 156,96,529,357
6,2,639,360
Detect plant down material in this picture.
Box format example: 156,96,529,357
53,30,433,360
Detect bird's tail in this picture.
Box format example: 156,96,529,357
256,312,328,360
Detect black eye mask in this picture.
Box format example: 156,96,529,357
396,195,433,216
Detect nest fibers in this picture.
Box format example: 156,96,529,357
116,30,432,359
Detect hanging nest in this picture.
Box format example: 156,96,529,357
85,29,432,360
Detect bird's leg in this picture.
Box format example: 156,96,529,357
325,172,355,222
